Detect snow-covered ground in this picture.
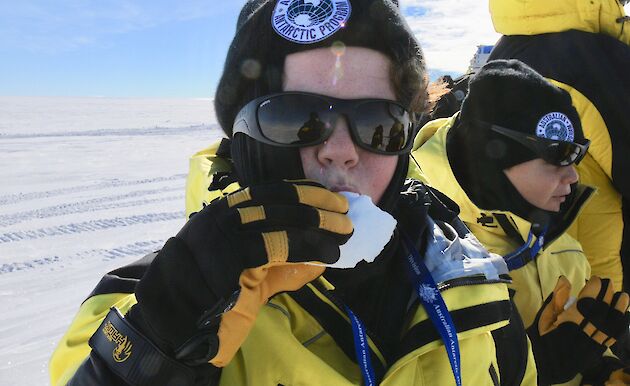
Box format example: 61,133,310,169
0,96,223,385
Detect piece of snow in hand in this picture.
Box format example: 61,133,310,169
322,192,397,269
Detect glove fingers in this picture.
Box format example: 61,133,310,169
228,181,349,213
236,204,353,237
553,276,572,312
599,278,614,304
611,291,630,314
564,291,630,348
537,276,571,335
239,229,345,267
579,276,604,300
285,229,344,264
604,292,630,341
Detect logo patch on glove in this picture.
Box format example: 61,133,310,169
102,321,133,363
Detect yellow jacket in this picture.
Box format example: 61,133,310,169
50,270,527,386
410,116,594,385
488,0,630,291
50,141,538,385
489,0,630,45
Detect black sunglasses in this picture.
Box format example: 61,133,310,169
474,120,590,166
233,92,416,155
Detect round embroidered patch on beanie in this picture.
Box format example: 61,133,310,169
536,112,575,141
272,0,352,44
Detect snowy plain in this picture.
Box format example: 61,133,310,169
0,96,223,385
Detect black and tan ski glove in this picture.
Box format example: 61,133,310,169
527,276,630,385
127,180,352,368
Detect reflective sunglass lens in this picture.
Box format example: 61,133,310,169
254,94,412,154
354,102,410,153
257,95,332,145
547,142,584,166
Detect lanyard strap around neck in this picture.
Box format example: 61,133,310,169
401,232,462,386
345,306,376,386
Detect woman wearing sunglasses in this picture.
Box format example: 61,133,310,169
51,1,540,386
488,0,630,299
411,59,630,385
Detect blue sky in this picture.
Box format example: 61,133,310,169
0,1,243,97
1,1,627,98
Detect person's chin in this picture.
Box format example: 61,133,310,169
546,197,565,212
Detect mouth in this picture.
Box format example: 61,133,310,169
330,185,359,194
552,194,568,203
315,168,359,194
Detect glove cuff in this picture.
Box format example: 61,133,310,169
527,322,606,384
89,308,195,386
135,237,221,350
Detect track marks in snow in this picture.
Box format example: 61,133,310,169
0,174,186,206
0,211,184,243
0,240,165,274
0,187,183,227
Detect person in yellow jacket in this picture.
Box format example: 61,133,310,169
411,59,630,385
49,1,542,385
487,0,630,295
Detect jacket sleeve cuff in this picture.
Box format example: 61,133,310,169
88,307,195,386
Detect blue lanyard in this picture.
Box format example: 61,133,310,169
503,226,547,271
345,306,376,386
401,233,462,386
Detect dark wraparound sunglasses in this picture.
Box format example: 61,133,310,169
472,120,590,166
233,92,416,155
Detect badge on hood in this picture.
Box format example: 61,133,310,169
536,112,575,142
272,0,352,44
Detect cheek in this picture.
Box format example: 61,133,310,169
519,175,559,209
299,147,319,180
540,176,562,208
363,155,398,201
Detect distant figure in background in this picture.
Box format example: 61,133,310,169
417,45,493,127
386,121,406,153
297,112,326,143
370,124,384,149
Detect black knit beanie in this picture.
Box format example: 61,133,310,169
447,59,584,224
215,0,424,213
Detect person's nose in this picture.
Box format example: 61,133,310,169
560,165,579,185
316,116,359,168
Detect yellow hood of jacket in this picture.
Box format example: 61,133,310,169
185,140,240,220
490,0,630,45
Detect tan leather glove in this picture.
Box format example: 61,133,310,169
528,276,630,384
